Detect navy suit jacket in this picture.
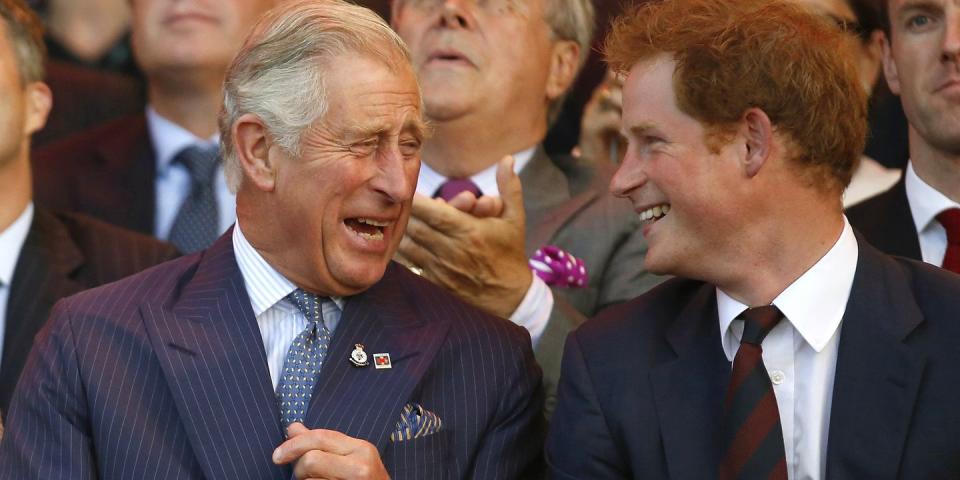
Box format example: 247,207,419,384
0,233,544,479
0,208,177,413
32,114,157,236
846,177,923,260
546,237,960,478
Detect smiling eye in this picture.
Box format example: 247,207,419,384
350,139,379,155
399,137,422,157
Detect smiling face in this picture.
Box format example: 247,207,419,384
391,0,558,123
884,0,960,157
610,56,747,278
131,0,273,79
264,54,425,296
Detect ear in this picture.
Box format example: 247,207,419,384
545,40,580,101
23,81,52,136
233,113,279,192
389,0,403,28
880,31,901,95
858,30,884,94
740,108,774,178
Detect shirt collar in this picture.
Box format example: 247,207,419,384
416,146,537,197
232,222,343,316
0,203,34,286
717,216,858,359
904,160,960,235
145,106,220,174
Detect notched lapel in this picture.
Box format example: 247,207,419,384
140,234,288,480
826,242,926,479
649,286,728,480
303,264,450,452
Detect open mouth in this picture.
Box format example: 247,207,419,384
427,49,472,66
639,204,670,222
344,217,389,241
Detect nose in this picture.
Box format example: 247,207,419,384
438,0,473,30
609,151,648,199
371,143,417,204
943,9,960,62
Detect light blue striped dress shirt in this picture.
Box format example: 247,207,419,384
232,223,344,390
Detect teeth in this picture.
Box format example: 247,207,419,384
355,230,384,241
357,218,389,227
640,204,670,222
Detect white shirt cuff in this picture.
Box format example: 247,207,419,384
508,275,553,347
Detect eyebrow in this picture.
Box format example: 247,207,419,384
622,122,658,138
895,0,943,16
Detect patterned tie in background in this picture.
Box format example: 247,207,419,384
276,290,334,429
937,208,960,274
433,178,482,201
529,245,588,287
168,145,220,253
720,305,787,480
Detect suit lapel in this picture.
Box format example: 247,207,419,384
141,232,288,479
649,285,729,479
79,115,156,234
520,148,599,256
825,239,925,479
850,178,921,260
0,210,84,410
303,263,450,451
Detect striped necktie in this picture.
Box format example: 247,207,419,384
720,305,787,480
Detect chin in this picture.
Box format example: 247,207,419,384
331,260,391,294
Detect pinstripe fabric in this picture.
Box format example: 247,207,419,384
0,209,178,413
0,229,544,479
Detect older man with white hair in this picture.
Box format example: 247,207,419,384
0,1,544,478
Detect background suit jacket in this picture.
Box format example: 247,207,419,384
546,237,960,478
521,148,663,414
846,178,923,260
32,113,157,236
0,208,177,414
0,233,544,479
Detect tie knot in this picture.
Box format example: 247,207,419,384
286,289,326,324
174,145,220,185
434,178,482,201
738,305,783,345
937,208,960,245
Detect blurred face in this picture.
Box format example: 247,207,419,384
884,0,960,156
791,0,882,93
131,0,273,79
0,24,47,169
268,55,425,296
391,0,558,122
610,56,745,278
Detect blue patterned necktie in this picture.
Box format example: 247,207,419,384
167,145,220,253
276,289,334,429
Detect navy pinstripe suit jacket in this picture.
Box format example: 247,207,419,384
0,233,544,479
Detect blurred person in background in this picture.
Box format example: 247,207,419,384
0,0,176,418
32,0,275,254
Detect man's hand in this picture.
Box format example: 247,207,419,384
273,423,389,480
399,156,532,319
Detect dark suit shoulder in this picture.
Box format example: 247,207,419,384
846,179,922,259
887,254,960,322
50,210,179,281
572,277,708,363
386,263,534,348
34,113,147,166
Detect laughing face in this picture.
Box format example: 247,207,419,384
265,54,426,296
610,55,746,279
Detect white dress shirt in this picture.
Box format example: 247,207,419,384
0,203,34,367
717,216,858,480
417,147,552,346
233,223,344,390
146,107,236,240
904,161,960,266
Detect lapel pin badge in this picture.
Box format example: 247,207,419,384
349,343,369,367
373,353,392,369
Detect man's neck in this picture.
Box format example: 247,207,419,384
148,78,224,139
909,128,960,203
421,111,546,179
708,197,846,307
0,154,32,234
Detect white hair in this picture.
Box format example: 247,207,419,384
220,0,414,191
